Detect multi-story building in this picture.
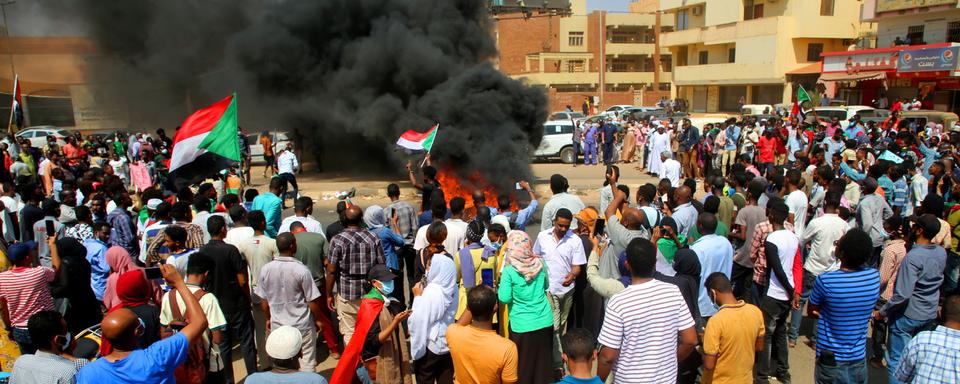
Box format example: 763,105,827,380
658,0,872,113
817,0,960,112
495,0,674,113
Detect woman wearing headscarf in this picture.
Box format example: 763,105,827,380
408,254,457,384
497,230,554,384
49,238,103,334
102,246,138,309
365,205,405,300
99,270,163,356
671,248,704,384
415,222,449,285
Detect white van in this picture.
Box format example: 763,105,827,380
534,120,576,164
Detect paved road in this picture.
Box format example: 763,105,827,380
235,162,890,383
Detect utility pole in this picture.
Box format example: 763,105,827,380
653,10,661,91
598,10,605,110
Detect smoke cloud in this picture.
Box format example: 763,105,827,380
40,0,547,189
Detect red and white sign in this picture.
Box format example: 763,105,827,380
822,51,899,73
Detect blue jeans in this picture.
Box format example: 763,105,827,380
10,327,34,355
886,315,932,384
789,269,817,342
815,357,867,384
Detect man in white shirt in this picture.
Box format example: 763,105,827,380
533,208,586,348
442,197,469,254
0,182,21,243
541,174,585,229
658,150,682,187
278,196,324,235
275,143,299,204
756,200,799,384
783,169,808,237
191,195,232,244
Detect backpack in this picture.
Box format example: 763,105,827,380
165,289,210,384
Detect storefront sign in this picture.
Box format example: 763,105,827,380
937,78,960,89
822,51,899,73
877,0,956,12
898,46,960,72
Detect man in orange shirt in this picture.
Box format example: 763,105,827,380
259,132,274,178
446,285,518,384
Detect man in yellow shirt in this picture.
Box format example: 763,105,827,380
446,285,518,384
702,272,765,384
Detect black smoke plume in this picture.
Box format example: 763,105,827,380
42,0,547,189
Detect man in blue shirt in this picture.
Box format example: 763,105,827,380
583,123,598,165
77,264,208,383
689,213,734,319
721,120,740,176
252,177,284,238
83,222,112,302
600,119,618,165
807,228,880,383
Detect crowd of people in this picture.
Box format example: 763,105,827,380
0,105,957,384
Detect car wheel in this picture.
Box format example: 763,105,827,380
560,146,575,164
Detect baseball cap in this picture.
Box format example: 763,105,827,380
6,241,36,264
265,326,302,360
146,199,163,210
911,214,941,239
368,264,396,283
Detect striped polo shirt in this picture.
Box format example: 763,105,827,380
598,279,695,383
0,266,56,327
808,267,880,361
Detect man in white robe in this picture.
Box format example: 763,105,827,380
646,124,671,173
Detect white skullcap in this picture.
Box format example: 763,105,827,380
491,215,511,231
146,199,163,210
265,326,302,360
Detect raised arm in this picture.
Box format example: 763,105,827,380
160,264,208,343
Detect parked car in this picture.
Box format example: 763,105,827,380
246,131,291,164
548,111,586,121
900,110,959,131
621,107,664,121
15,126,73,147
812,105,875,128
741,104,775,115
533,120,576,164
601,105,636,118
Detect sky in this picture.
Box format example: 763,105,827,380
587,0,633,12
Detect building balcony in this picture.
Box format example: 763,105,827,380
659,0,706,12
511,71,672,86
605,12,675,28
672,62,778,85
605,42,655,56
660,16,780,47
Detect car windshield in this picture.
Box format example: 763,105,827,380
57,130,71,136
816,110,847,121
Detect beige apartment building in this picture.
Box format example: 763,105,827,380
657,0,874,112
496,0,674,112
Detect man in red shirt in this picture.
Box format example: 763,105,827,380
0,237,60,354
757,130,777,177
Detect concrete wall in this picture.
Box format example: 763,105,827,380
875,10,960,46
496,15,561,75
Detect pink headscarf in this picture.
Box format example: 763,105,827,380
102,246,162,308
503,230,543,282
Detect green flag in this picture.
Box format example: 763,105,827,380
797,85,812,104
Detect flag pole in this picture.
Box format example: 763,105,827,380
6,74,15,134
419,123,438,168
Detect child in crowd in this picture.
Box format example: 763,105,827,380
557,328,603,384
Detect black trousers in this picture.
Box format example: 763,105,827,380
413,349,453,384
757,296,792,384
278,172,298,202
731,263,755,304
218,309,258,383
510,326,555,384
399,244,416,306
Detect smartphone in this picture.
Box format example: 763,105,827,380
515,182,522,190
391,207,397,217
144,267,163,280
593,218,606,236
481,269,494,287
45,220,55,237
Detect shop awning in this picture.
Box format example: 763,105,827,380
787,62,822,75
818,71,887,82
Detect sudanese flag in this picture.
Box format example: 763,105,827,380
168,93,240,190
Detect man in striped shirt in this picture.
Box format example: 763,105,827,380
807,228,880,383
0,238,60,354
895,294,960,383
597,238,698,383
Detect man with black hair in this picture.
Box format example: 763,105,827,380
251,177,284,238
877,213,947,383
894,294,960,383
34,198,64,268
159,251,228,381
599,165,619,213
325,201,349,241
0,237,60,354
199,215,257,380
671,186,698,238
385,183,418,288
756,200,799,384
499,181,539,231
784,169,808,238
290,220,339,357
542,174,585,229
139,202,172,263
732,179,767,301
712,177,735,229
444,197,469,254
10,311,78,383
807,228,879,383
407,160,440,213
107,192,138,259
279,196,323,234
534,207,586,364
905,161,927,218
701,272,764,384
257,233,326,372
85,221,112,303
446,285,518,384
164,225,198,277
327,205,386,346
192,194,233,243
597,238,697,383
857,177,894,267
690,212,734,321
557,328,602,384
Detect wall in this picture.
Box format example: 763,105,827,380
875,10,960,46
559,15,590,52
705,0,742,26
496,15,560,75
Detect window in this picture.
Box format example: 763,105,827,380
728,48,736,63
807,43,824,62
744,0,763,20
698,51,708,65
820,0,834,16
566,59,584,72
907,25,924,45
660,55,672,72
568,31,584,47
949,22,960,43
677,10,689,31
